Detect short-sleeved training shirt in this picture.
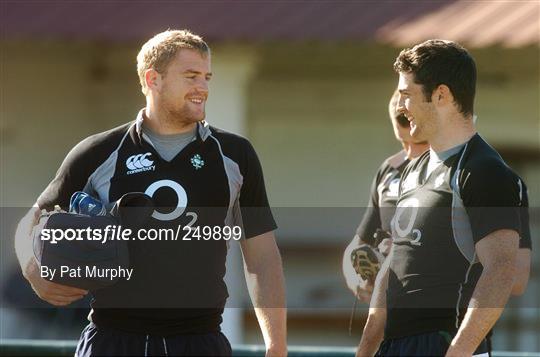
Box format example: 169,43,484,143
386,133,526,339
355,151,408,246
37,109,277,335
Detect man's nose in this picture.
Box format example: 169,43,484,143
397,95,406,113
194,77,209,94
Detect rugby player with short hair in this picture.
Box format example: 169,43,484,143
356,40,530,357
343,90,429,302
15,30,287,356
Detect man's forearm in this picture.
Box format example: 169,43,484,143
253,306,286,355
448,264,515,355
357,309,386,357
511,248,531,296
356,256,389,356
14,207,40,277
243,242,287,355
246,271,287,354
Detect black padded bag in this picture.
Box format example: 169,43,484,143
33,192,153,290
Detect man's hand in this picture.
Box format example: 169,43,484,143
24,258,88,306
15,206,88,306
354,283,374,304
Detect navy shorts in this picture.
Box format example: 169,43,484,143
376,331,490,357
75,323,232,356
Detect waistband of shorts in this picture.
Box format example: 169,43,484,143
89,308,223,336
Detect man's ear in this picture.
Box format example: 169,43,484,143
145,69,161,92
432,84,453,106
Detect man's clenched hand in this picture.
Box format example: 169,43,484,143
24,258,88,306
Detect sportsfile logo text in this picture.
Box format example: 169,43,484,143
39,224,243,244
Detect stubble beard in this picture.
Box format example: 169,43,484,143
409,121,421,140
410,104,436,143
161,98,205,128
410,120,429,143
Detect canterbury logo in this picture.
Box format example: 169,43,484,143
126,152,156,175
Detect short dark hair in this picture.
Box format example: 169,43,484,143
393,39,476,116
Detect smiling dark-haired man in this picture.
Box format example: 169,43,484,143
356,39,530,357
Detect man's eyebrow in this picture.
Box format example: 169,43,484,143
183,69,212,77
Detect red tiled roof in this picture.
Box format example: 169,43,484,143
376,0,540,48
1,1,538,47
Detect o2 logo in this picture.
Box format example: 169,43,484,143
144,179,192,221
392,198,422,246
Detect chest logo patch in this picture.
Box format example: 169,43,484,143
190,154,205,170
126,152,155,175
392,197,422,246
434,172,445,188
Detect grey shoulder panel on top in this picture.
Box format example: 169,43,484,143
209,133,244,233
83,122,135,205
386,150,408,169
450,142,477,264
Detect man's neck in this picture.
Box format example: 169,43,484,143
430,113,476,153
144,105,197,135
405,142,430,160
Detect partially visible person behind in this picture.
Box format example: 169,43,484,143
356,39,529,357
343,90,428,302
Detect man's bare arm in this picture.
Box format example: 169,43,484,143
446,229,518,356
14,206,41,276
240,231,287,357
511,248,531,296
356,249,391,357
14,205,87,306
